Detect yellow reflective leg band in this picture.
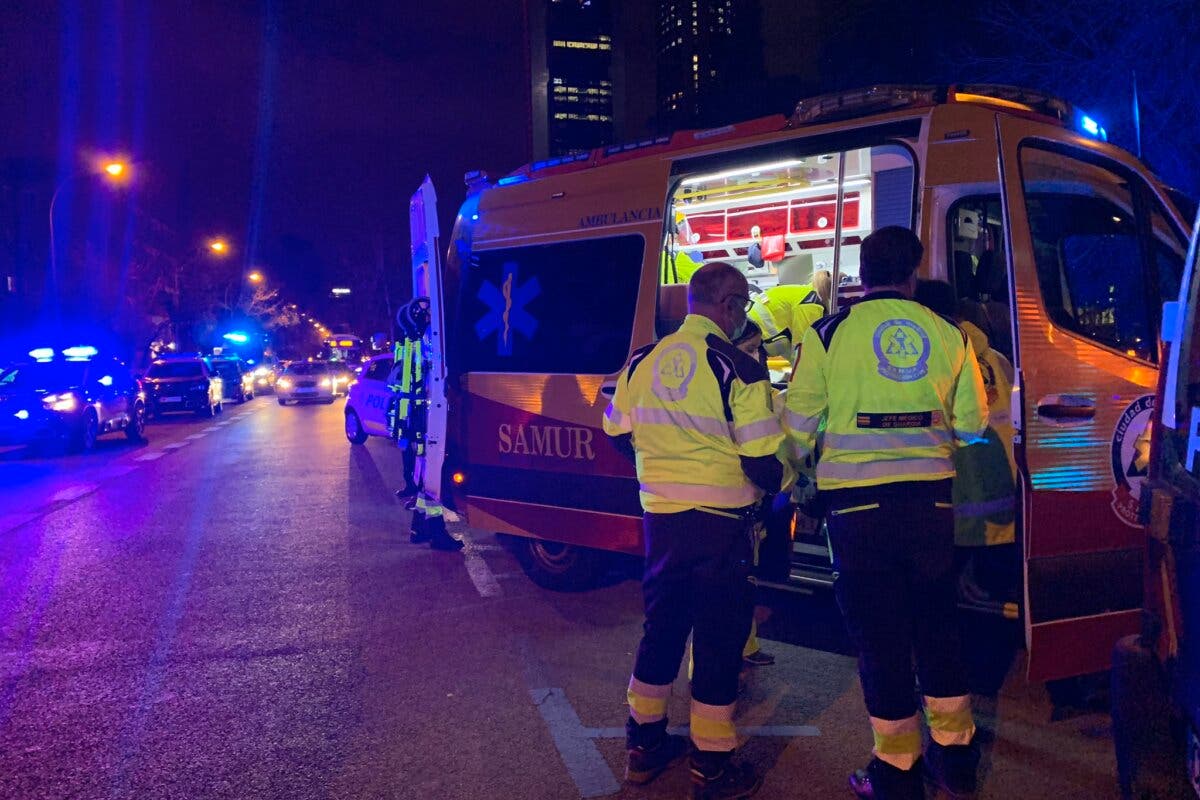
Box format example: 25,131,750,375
743,619,759,658
691,700,737,752
627,677,670,725
924,695,975,746
870,714,922,770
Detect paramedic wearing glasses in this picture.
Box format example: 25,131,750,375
603,262,784,799
785,227,988,800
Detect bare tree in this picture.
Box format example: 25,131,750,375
945,0,1200,195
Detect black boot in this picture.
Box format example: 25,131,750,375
689,750,761,800
924,741,978,799
848,757,925,800
409,511,431,544
624,717,687,785
425,515,464,551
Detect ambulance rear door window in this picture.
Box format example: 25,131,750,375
458,234,645,375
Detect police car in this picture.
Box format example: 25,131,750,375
0,346,147,452
343,353,394,444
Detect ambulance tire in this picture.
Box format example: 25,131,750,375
1110,634,1189,799
512,537,606,592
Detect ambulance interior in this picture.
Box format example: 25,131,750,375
656,144,917,345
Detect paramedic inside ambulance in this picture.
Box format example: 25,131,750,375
660,220,702,285
747,225,765,270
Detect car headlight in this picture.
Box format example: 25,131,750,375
255,367,269,377
319,378,332,388
277,378,293,389
42,392,78,412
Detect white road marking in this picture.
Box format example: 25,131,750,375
51,484,98,503
460,532,503,598
201,426,218,433
163,441,189,451
185,433,206,440
530,688,619,798
135,451,165,462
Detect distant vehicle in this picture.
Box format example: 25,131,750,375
344,354,395,444
322,334,365,365
325,360,356,396
0,347,147,451
275,362,337,405
209,357,255,403
248,356,279,394
142,356,224,417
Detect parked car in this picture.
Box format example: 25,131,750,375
344,354,395,444
142,356,223,417
275,362,337,405
210,357,255,403
0,347,147,451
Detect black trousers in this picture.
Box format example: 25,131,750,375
632,508,755,708
823,479,968,721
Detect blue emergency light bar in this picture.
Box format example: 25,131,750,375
27,345,98,361
223,332,249,344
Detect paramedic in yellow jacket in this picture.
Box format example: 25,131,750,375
604,262,783,798
785,227,988,800
747,270,832,359
660,222,701,285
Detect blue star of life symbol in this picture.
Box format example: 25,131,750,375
476,262,540,356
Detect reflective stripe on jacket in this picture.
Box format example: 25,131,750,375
785,291,988,490
603,314,785,513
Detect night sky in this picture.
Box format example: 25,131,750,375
2,0,533,315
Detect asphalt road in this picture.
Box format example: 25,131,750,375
0,398,1129,799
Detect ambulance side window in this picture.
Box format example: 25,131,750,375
458,234,645,375
1019,144,1182,363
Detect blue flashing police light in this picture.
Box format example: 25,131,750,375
28,347,55,360
223,332,249,344
1081,115,1100,136
61,345,98,359
497,175,527,187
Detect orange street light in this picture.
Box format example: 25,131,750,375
209,238,229,254
103,161,126,177
247,270,264,284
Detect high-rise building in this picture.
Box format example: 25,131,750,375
527,0,617,159
656,0,762,130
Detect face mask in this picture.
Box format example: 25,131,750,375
730,317,748,341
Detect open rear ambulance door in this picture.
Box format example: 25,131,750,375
410,175,448,506
994,117,1183,681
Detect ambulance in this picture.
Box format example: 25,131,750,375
407,85,1192,682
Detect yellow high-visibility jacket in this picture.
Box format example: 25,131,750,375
785,291,988,490
660,249,701,285
603,314,785,513
748,284,826,358
952,320,1016,546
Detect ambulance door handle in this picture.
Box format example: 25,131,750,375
600,382,617,398
1036,394,1096,420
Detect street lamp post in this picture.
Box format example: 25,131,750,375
48,160,128,293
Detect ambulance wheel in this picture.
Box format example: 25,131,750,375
1111,634,1190,798
513,538,606,592
344,409,368,445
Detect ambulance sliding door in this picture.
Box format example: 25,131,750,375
996,121,1187,680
